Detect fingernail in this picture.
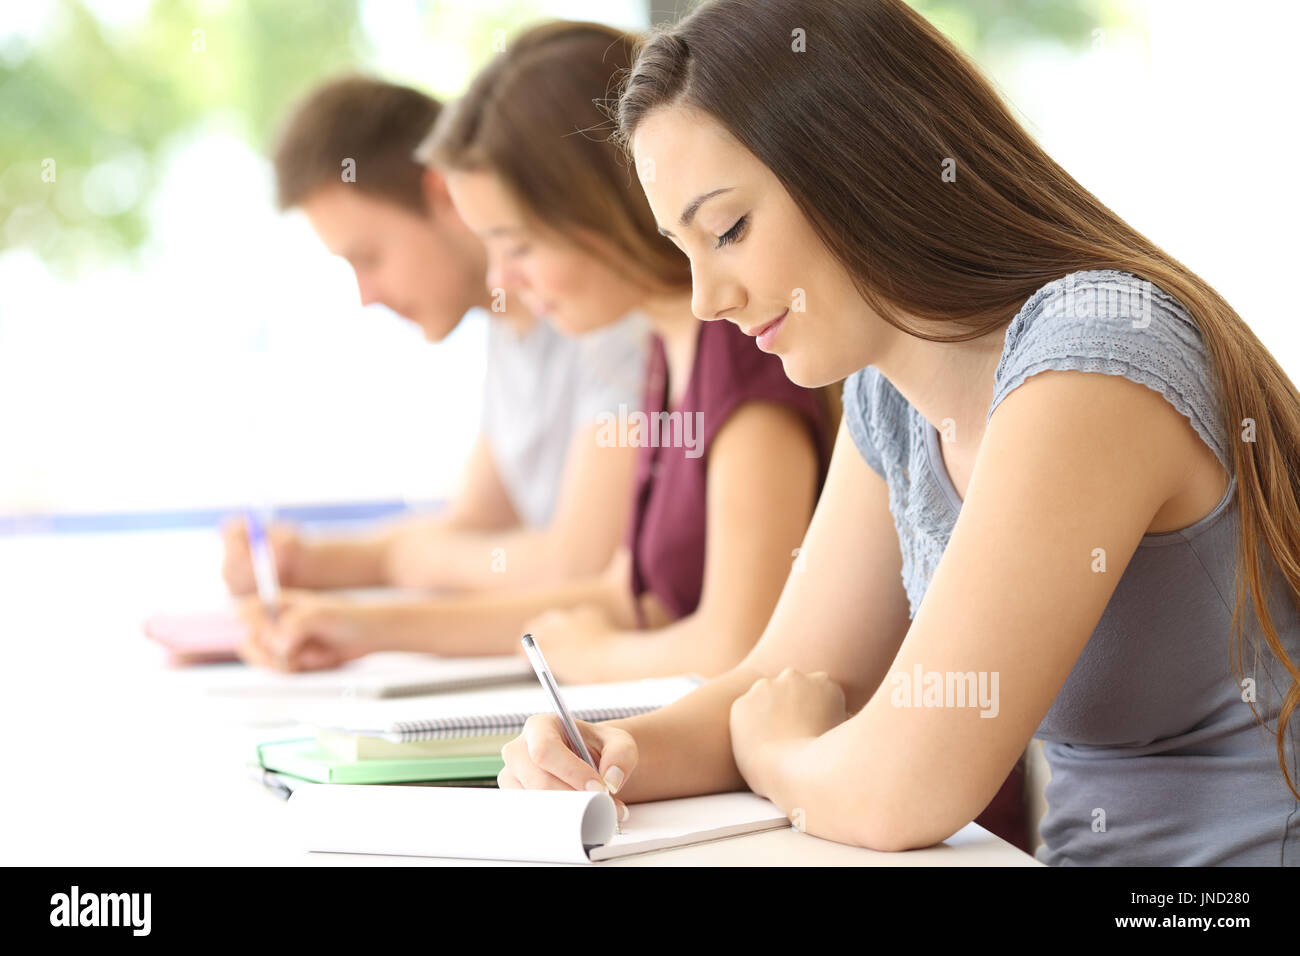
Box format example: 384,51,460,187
585,779,606,792
604,766,625,794
618,802,629,823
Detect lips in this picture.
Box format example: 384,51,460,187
521,296,554,318
751,308,789,352
747,309,788,337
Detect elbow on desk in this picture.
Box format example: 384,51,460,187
835,786,973,853
851,817,969,853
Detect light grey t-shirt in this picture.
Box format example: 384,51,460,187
481,311,649,528
842,269,1300,866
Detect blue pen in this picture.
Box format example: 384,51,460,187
247,508,282,613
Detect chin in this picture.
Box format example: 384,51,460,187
421,314,464,343
778,341,873,388
774,351,833,389
548,310,605,338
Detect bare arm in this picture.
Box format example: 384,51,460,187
266,565,631,664
539,401,822,682
255,434,631,663
417,430,523,532
542,417,915,804
229,433,523,593
741,371,1226,850
384,424,637,591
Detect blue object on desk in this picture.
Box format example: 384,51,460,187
0,499,438,536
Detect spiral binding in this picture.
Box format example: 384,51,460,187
389,704,658,741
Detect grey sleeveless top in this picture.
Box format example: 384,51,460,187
842,270,1300,866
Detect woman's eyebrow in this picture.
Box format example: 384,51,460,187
659,187,735,238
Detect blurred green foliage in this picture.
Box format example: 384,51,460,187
0,0,1117,273
912,0,1107,55
0,0,536,273
1,0,367,272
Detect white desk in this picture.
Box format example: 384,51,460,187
0,529,1037,867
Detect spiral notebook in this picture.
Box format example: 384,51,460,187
307,675,702,742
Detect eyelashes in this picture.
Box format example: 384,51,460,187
715,214,749,249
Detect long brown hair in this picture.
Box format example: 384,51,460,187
422,18,842,437
618,0,1300,798
420,21,689,293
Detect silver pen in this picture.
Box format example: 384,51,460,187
520,633,621,833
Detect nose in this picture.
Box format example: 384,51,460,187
484,258,506,297
689,260,743,322
485,254,524,301
353,280,379,306
354,272,381,308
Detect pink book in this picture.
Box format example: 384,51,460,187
143,610,246,665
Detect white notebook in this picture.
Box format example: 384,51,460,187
307,675,703,741
287,785,791,863
192,651,535,699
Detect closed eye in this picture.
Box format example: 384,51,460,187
715,214,748,249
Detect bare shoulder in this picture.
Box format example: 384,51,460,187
984,368,1229,533
709,398,818,461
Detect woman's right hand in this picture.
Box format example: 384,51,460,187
498,714,639,825
220,516,301,595
234,589,385,672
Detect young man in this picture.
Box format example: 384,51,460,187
223,76,647,595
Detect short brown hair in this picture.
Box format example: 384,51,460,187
272,75,441,214
419,21,689,293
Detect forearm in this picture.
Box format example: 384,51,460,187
592,612,757,682
294,511,474,590
288,528,396,589
385,430,633,592
386,525,599,593
603,665,763,804
371,575,621,657
763,715,913,851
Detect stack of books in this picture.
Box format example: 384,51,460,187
251,675,703,791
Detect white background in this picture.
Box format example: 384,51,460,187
0,0,1296,515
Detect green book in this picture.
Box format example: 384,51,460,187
256,738,505,784
316,730,515,761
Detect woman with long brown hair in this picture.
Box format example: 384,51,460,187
498,0,1300,865
239,23,833,694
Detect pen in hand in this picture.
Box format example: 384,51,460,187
247,509,283,657
520,632,623,834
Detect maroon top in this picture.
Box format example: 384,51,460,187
627,318,831,622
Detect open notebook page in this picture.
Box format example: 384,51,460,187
287,785,790,864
